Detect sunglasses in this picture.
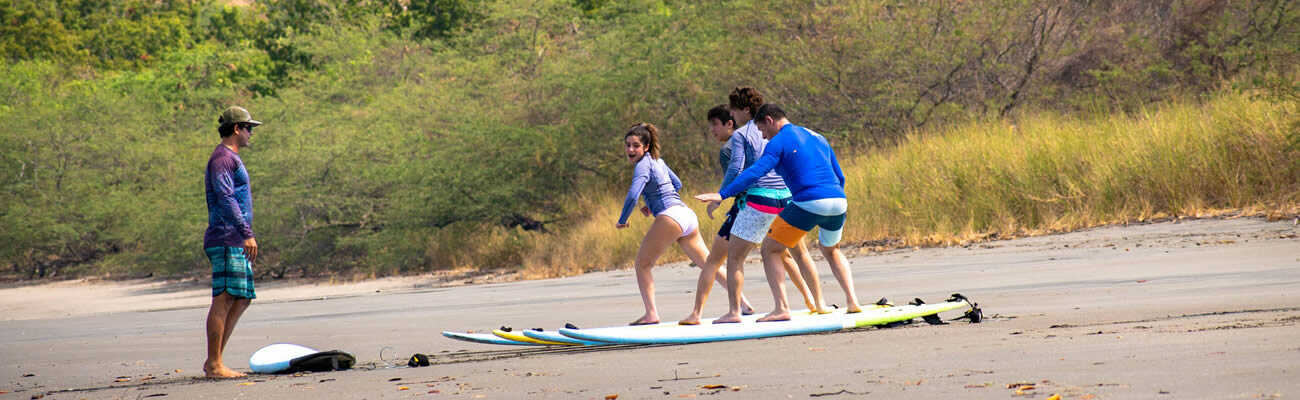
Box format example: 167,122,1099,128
240,124,256,132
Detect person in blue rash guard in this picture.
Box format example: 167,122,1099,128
695,104,863,322
203,106,262,378
680,91,820,326
617,122,743,325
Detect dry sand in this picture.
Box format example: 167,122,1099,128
1,217,1297,399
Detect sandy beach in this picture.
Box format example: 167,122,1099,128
1,217,1297,399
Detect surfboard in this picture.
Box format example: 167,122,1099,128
441,331,545,346
520,329,610,346
492,329,579,345
559,301,967,345
249,343,319,374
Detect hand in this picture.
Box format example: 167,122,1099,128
243,237,259,262
706,201,720,219
615,223,630,229
640,206,652,217
695,193,723,203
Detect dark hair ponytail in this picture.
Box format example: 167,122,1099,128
625,122,661,159
728,87,765,117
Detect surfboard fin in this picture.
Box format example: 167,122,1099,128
499,326,512,332
907,298,948,325
564,322,579,329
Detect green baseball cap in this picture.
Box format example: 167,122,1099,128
218,106,262,126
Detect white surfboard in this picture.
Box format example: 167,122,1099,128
249,343,319,374
559,301,968,344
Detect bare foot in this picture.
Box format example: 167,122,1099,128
712,311,743,324
678,313,702,325
757,310,792,322
203,362,246,379
630,314,659,325
846,303,863,314
741,303,756,316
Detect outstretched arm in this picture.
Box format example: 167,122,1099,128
721,135,746,190
718,144,781,199
617,164,651,226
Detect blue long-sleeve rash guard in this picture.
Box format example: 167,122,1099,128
721,120,787,192
204,144,255,248
719,123,846,202
619,155,686,224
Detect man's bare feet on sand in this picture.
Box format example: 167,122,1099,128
678,312,702,325
713,311,743,324
203,363,246,379
757,310,792,322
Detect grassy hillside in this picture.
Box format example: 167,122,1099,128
509,92,1300,278
1,0,1297,279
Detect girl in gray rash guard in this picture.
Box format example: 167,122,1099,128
617,123,725,326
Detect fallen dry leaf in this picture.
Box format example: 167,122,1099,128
731,387,742,392
237,382,255,386
604,395,619,400
1007,382,1035,389
700,384,727,389
1045,394,1061,400
678,394,697,398
114,377,131,383
1080,394,1096,400
398,386,409,391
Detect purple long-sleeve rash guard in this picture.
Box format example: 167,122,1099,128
619,155,685,225
204,144,255,248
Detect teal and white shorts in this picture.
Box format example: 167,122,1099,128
207,246,256,299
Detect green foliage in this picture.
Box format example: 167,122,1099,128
0,0,86,62
392,0,483,40
1,0,1297,279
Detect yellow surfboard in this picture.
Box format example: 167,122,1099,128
492,329,579,345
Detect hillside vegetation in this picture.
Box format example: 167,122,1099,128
1,0,1297,279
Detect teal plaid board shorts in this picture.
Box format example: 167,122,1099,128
206,246,256,299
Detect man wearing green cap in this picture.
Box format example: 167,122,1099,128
203,106,262,378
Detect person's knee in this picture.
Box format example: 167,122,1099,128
761,238,787,254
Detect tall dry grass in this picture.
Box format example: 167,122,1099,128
842,93,1298,246
512,93,1297,278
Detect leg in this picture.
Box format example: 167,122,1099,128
757,237,792,322
714,238,757,324
821,244,862,313
789,239,829,312
220,297,251,355
679,230,718,325
776,243,816,313
630,215,682,325
203,293,245,378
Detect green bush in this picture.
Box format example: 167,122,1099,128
1,0,1297,279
